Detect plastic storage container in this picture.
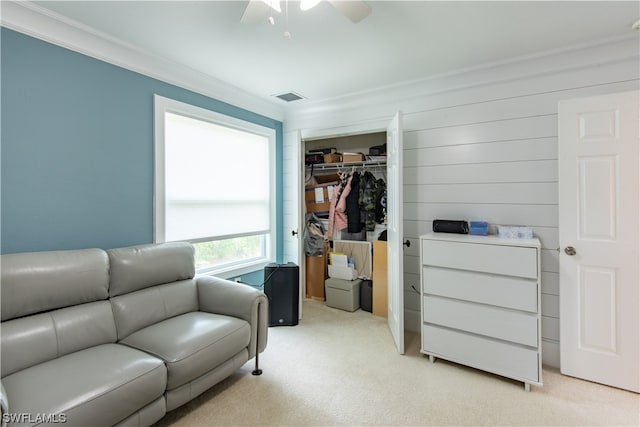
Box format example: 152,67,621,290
469,221,489,236
360,280,373,312
325,278,361,312
497,225,533,239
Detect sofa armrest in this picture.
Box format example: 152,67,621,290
1,380,8,427
196,276,268,358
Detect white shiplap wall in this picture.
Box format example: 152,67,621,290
399,81,639,369
282,131,301,264
402,113,562,365
285,36,639,367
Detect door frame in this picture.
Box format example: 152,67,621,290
283,129,305,318
293,114,405,354
297,123,390,313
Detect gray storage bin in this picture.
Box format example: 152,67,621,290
325,278,361,312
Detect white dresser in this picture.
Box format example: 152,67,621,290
419,232,542,391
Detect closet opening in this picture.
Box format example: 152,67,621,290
302,131,390,317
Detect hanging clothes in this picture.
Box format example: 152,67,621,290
359,171,378,231
303,213,326,256
327,174,352,240
346,171,363,233
375,178,387,224
378,184,387,225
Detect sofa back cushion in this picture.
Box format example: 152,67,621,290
0,248,115,377
107,242,198,340
1,248,109,321
1,301,117,377
107,242,195,297
110,279,199,340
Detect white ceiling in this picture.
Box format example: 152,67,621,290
28,1,640,105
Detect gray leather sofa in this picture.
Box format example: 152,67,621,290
0,242,268,426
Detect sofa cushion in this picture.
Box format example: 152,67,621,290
2,344,166,427
108,242,195,297
110,279,198,340
120,312,250,390
1,301,117,377
1,248,109,321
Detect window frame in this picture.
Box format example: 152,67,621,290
153,94,276,277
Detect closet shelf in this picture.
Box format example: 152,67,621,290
306,160,387,171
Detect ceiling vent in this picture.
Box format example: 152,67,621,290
274,92,305,102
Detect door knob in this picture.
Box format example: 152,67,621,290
403,240,411,248
564,246,576,256
291,230,298,237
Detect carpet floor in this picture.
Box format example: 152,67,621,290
154,299,639,426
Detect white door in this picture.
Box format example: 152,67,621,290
387,112,405,354
283,130,305,318
558,90,639,392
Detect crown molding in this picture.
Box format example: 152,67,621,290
1,1,285,122
4,1,637,130
284,34,639,131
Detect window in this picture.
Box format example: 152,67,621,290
154,95,275,276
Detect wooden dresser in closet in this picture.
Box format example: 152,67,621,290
419,232,542,391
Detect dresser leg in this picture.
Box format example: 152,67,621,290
429,355,436,363
524,382,531,392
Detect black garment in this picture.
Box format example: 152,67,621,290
374,178,387,224
359,171,378,231
346,172,363,233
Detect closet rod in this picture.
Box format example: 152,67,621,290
306,160,386,171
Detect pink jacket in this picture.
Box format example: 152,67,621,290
327,175,352,240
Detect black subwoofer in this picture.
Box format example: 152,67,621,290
264,262,299,326
432,219,469,234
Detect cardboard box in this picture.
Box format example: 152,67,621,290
306,254,327,300
305,181,338,214
372,241,388,318
342,153,364,163
315,173,340,184
323,153,342,163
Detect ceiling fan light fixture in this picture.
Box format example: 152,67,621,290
260,0,281,13
301,0,322,11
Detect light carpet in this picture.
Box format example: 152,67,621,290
154,300,639,426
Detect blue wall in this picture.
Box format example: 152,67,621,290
1,28,283,270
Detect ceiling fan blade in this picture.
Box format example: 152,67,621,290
328,0,371,23
240,0,272,24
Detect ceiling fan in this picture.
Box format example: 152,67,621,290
240,0,372,24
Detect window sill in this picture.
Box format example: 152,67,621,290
196,259,273,280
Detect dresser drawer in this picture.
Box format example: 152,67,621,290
423,296,538,347
422,266,538,312
422,324,540,383
422,239,538,279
